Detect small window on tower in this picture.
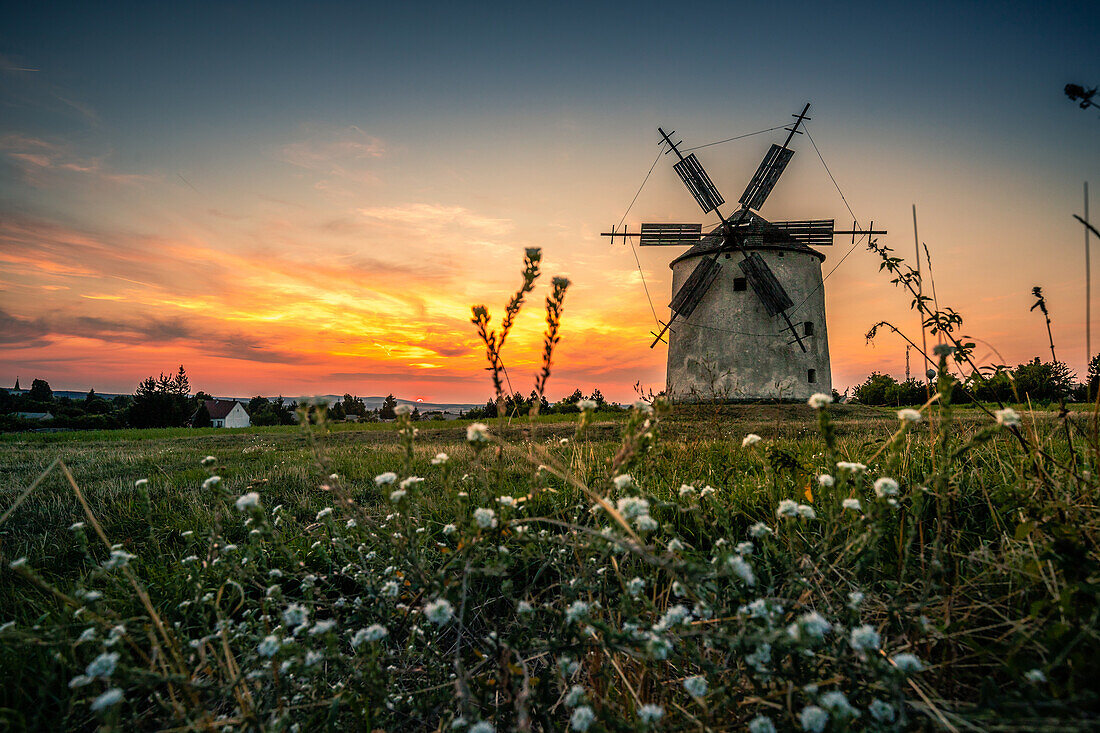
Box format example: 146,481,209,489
777,251,785,258
733,277,747,291
804,321,814,336
807,369,817,384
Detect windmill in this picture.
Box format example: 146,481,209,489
603,103,886,401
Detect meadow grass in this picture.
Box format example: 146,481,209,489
0,393,1097,730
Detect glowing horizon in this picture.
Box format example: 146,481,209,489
2,2,1098,403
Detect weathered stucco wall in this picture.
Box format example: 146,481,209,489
665,246,831,401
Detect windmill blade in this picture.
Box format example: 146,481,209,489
737,252,794,317
639,223,703,246
770,219,834,247
669,259,722,317
673,153,725,213
739,144,794,211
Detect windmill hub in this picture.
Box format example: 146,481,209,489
602,104,886,403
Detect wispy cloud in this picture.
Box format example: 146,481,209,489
357,203,511,237
0,134,151,186
279,124,385,184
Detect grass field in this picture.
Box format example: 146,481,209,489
1,397,1098,730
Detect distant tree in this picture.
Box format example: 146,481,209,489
329,400,347,421
0,389,12,413
29,378,53,402
411,407,422,421
84,388,110,415
195,390,215,403
586,388,606,409
379,394,398,420
192,402,212,428
129,367,197,428
1012,358,1075,402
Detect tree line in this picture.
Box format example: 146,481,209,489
850,355,1097,406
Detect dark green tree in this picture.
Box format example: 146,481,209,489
192,402,212,427
379,394,398,420
29,378,53,402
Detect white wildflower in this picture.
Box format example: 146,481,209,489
202,475,222,490
869,699,895,722
776,499,799,518
315,507,333,520
666,538,684,552
821,690,857,718
612,473,634,490
517,600,534,614
352,624,388,647
847,590,864,608
394,403,413,416
626,577,645,598
748,715,777,733
633,399,654,414
86,651,119,679
792,611,832,640
678,484,696,497
728,555,756,586
577,399,597,411
565,684,586,707
807,392,833,409
309,619,337,636
634,514,658,532
201,455,216,467
431,452,449,465
282,604,309,629
799,705,829,732
473,507,498,529
616,496,650,519
305,650,324,666
638,704,664,723
381,581,399,597
682,674,707,698
898,408,921,423
850,624,881,651
891,652,924,672
134,478,148,488
797,503,816,519
817,474,835,488
90,687,123,712
995,407,1021,427
842,497,862,511
570,706,595,731
389,489,407,503
1025,668,1047,683
873,477,899,498
497,495,517,507
424,598,455,625
749,522,773,538
742,433,762,447
836,461,867,473
375,471,398,485
469,722,494,733
466,422,490,443
101,549,136,570
258,635,281,657
443,523,457,535
565,600,589,624
235,492,260,511
736,540,754,555
700,485,716,497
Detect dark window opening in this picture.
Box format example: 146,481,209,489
807,369,817,384
724,253,731,259
777,251,785,257
733,277,747,291
804,321,814,336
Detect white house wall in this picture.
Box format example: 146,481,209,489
223,404,251,428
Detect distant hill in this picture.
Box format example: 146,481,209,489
7,388,477,415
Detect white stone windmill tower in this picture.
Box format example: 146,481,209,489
604,104,884,402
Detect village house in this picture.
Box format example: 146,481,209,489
194,399,251,428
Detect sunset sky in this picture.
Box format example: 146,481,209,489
2,1,1098,403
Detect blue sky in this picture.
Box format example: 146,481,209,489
2,1,1098,399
